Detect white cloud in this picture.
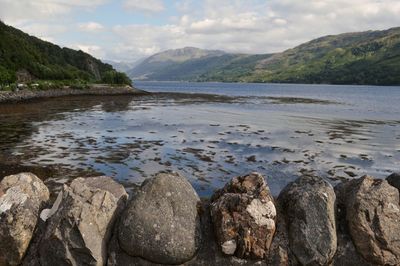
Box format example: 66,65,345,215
123,0,165,13
2,0,400,62
175,0,193,13
109,24,185,61
78,22,104,32
187,13,268,34
73,44,105,58
109,0,400,61
18,23,68,42
0,0,108,25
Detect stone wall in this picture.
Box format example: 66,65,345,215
1,171,400,266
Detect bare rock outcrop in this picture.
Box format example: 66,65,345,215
341,175,400,265
0,173,49,265
38,176,128,266
210,172,276,259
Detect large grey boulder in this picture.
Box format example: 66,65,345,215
387,172,400,190
332,182,372,266
118,172,201,265
210,172,276,259
342,175,400,265
278,175,337,265
38,176,128,266
0,173,49,265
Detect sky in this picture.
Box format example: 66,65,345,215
1,0,400,63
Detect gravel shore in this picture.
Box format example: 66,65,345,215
0,84,148,103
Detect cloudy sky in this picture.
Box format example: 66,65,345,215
1,0,400,63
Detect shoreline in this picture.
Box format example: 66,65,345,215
0,84,149,104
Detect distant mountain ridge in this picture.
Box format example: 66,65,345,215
128,47,227,80
128,27,400,85
103,60,138,73
145,47,225,63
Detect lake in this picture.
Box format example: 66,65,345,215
0,81,399,197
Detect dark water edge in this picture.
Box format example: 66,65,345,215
0,82,399,197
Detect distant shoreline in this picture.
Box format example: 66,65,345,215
0,84,149,103
133,80,400,87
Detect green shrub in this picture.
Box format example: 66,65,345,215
101,71,132,85
0,66,16,84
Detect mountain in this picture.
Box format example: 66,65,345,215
103,60,141,73
128,47,228,80
204,27,400,85
0,21,130,85
129,27,400,85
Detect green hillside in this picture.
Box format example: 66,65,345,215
129,27,400,85
231,27,400,85
0,21,131,87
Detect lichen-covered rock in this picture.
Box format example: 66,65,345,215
278,175,337,265
38,176,128,266
118,172,201,265
0,173,49,265
210,172,276,259
342,175,400,265
387,172,400,190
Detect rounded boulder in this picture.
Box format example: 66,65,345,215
118,172,201,265
278,175,337,265
343,175,400,265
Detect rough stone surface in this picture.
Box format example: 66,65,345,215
108,200,268,266
387,172,400,190
118,172,201,265
266,201,298,266
38,176,128,266
342,175,400,265
0,173,49,265
332,182,372,266
278,175,337,266
210,172,276,259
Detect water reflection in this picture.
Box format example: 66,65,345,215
0,90,399,197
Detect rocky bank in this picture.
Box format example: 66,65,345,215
1,171,400,266
0,85,148,103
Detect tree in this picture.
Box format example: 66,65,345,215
101,71,132,85
0,66,15,84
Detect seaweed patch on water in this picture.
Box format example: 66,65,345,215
136,93,340,106
266,96,338,105
148,92,239,104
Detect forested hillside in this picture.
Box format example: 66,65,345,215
214,27,400,85
0,21,131,86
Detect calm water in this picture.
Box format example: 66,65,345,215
0,81,399,197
